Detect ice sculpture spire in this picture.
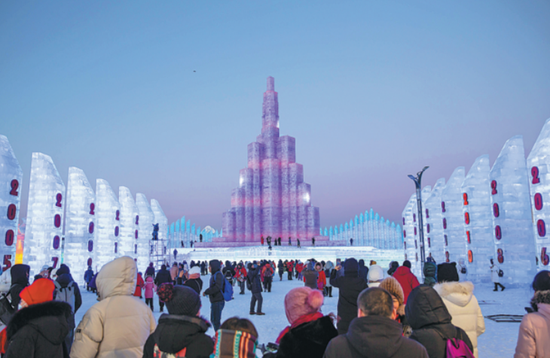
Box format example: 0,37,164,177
262,76,279,138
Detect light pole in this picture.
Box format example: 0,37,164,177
408,166,429,278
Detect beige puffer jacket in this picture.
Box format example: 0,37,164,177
71,256,156,358
514,293,550,358
434,281,485,358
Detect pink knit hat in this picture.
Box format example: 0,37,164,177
284,287,324,325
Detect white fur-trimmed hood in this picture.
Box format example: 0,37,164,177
434,281,475,307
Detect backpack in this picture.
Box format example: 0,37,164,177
435,328,474,358
460,267,467,274
264,266,273,278
217,272,233,302
154,344,186,358
54,280,76,310
498,269,504,278
0,287,17,325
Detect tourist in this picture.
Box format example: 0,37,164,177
514,270,550,358
330,258,368,334
379,277,406,325
393,260,420,303
261,236,264,246
303,261,318,289
200,261,207,275
434,262,485,358
278,260,285,281
211,317,259,358
295,261,304,280
154,264,172,312
286,260,294,281
203,260,225,331
170,262,179,284
71,256,156,358
144,274,156,310
9,264,30,309
278,237,282,246
324,261,334,297
262,261,274,293
134,272,144,298
248,262,265,315
5,279,72,358
288,237,292,246
235,262,247,295
388,261,399,276
324,287,428,358
458,258,468,282
176,263,186,285
145,262,155,278
184,266,203,295
350,238,353,246
312,237,315,246
297,238,301,248
358,259,369,282
84,266,94,292
54,263,82,352
367,264,384,287
490,258,505,291
423,261,437,287
273,287,337,358
315,262,326,292
143,284,213,358
406,285,473,358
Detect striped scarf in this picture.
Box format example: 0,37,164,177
210,329,258,358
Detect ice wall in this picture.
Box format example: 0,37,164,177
136,193,154,272
441,167,466,265
462,155,493,283
151,199,168,256
119,187,139,260
95,179,120,271
424,178,446,263
24,153,65,276
490,136,536,285
402,193,420,276
64,167,95,283
0,136,22,272
527,119,550,270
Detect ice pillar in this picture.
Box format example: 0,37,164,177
424,178,446,263
95,179,120,271
136,194,154,271
119,187,139,260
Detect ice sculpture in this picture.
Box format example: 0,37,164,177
222,77,320,242
151,199,168,257
0,135,22,272
441,167,466,265
488,136,537,285
64,167,95,284
402,193,420,276
462,155,493,283
95,179,120,271
413,186,432,277
24,153,65,276
136,193,154,272
527,119,550,270
424,178,446,263
119,187,139,260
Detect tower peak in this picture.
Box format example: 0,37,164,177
267,76,274,91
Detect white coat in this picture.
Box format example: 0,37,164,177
434,281,485,358
71,256,156,358
490,263,500,283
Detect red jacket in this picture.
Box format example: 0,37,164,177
296,263,304,273
134,273,144,297
234,267,247,281
286,262,294,272
393,266,420,303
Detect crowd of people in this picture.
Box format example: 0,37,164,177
0,255,546,358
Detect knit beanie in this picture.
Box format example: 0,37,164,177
344,258,358,273
157,283,201,316
20,278,55,305
284,287,324,325
403,260,411,268
379,276,405,316
56,264,70,276
437,262,459,282
367,265,384,285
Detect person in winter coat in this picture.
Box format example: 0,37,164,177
84,266,94,292
71,256,156,358
434,262,485,358
286,261,294,281
296,262,304,280
514,270,550,358
0,268,11,354
235,263,248,295
5,278,72,358
184,266,203,295
393,260,420,303
490,259,505,291
211,317,258,358
323,287,428,358
54,263,83,352
155,264,173,312
457,258,468,282
143,284,213,358
134,272,144,298
358,260,369,282
406,285,474,358
367,265,384,287
423,261,437,287
144,275,156,310
315,262,326,292
9,264,30,309
324,261,334,297
262,262,274,293
303,261,319,289
203,260,225,331
273,287,337,358
145,262,155,278
248,263,265,315
170,262,179,283
330,258,368,334
278,260,285,281
388,261,399,276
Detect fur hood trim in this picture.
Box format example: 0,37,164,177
434,281,475,307
532,290,550,306
7,301,71,340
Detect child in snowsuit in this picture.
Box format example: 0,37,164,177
144,275,156,310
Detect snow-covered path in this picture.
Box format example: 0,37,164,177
76,276,532,357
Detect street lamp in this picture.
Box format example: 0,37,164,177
408,166,429,278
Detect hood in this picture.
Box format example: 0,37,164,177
358,260,365,268
367,265,384,282
346,316,404,357
325,261,334,271
423,262,437,277
434,281,474,307
406,285,452,330
154,314,210,353
209,260,221,273
7,301,71,344
96,256,137,300
344,258,358,273
56,264,70,276
10,264,30,287
56,273,74,288
393,266,412,278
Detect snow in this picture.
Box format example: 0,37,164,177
75,275,534,357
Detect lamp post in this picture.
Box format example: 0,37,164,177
408,166,429,278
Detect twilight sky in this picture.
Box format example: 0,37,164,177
1,1,549,231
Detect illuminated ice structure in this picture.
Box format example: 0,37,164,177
423,178,446,263
0,135,23,272
24,153,65,276
527,119,550,270
490,136,536,285
136,193,154,272
95,179,120,271
402,194,420,275
462,155,493,283
441,167,467,265
64,167,95,284
220,77,321,245
151,199,168,258
119,187,139,260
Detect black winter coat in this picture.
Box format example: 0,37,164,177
276,316,337,358
204,260,224,303
303,269,318,289
406,285,473,358
6,301,71,358
330,269,368,334
184,278,203,295
143,314,213,358
247,266,262,293
154,269,172,286
323,316,428,358
9,264,30,308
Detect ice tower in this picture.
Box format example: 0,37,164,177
402,194,420,276
441,167,467,265
119,187,139,259
424,178,446,263
136,193,154,271
95,179,120,270
222,77,320,243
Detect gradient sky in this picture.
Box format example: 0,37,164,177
1,1,549,231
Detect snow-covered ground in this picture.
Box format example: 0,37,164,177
76,276,533,357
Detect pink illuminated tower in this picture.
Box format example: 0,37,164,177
222,77,321,243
